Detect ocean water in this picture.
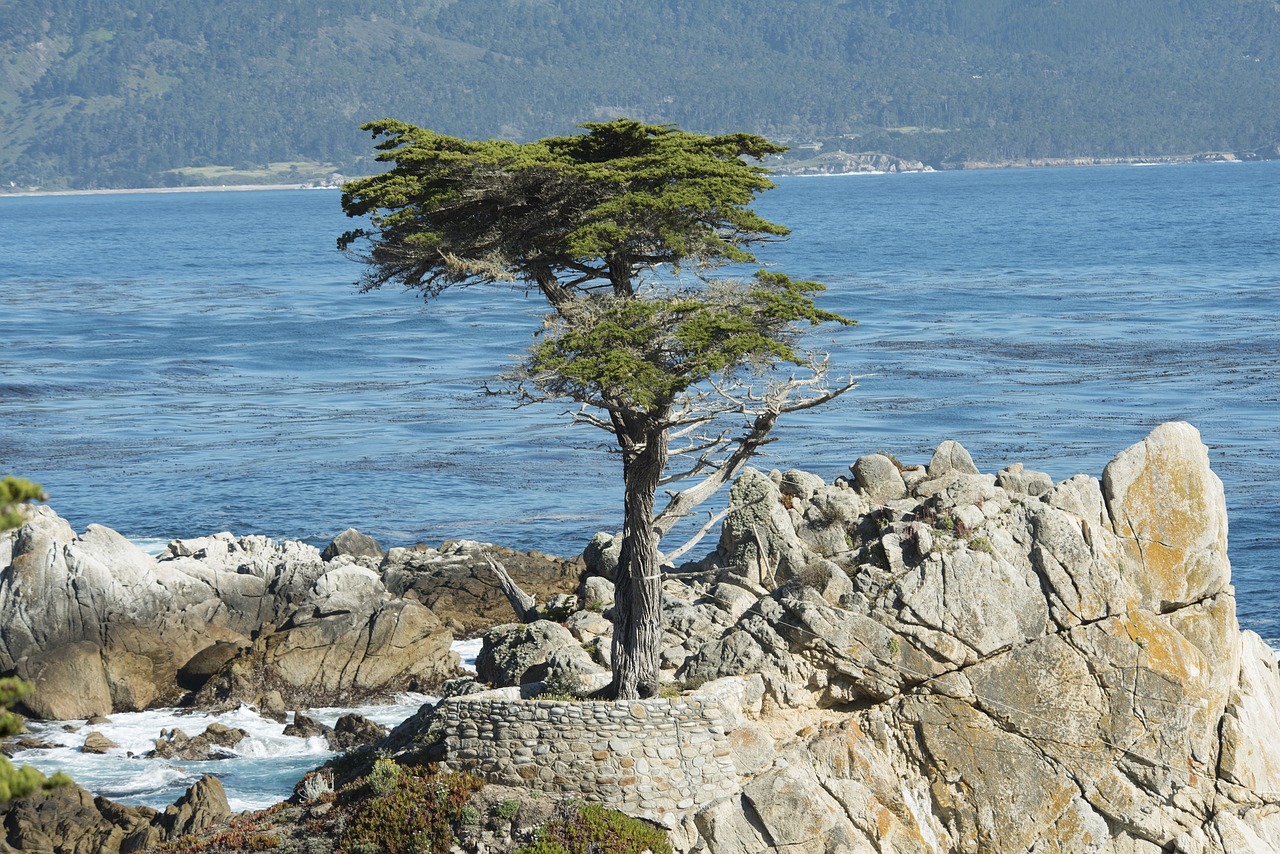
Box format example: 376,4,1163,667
1,163,1278,805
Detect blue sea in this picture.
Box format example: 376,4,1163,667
1,163,1278,805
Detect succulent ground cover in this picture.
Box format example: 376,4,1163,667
157,758,671,854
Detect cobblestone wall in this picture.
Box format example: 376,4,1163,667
433,691,743,826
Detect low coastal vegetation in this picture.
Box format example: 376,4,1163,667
156,759,667,854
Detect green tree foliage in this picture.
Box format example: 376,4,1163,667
341,119,853,699
0,476,43,531
4,0,1280,188
528,273,846,410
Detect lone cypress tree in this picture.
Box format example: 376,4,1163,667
340,119,854,699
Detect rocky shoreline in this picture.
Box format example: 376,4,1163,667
2,422,1278,852
7,145,1279,196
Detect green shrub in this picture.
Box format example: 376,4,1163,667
540,667,588,699
516,801,672,854
363,756,401,796
0,677,33,738
969,536,994,555
338,766,482,854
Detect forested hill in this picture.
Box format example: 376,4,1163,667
3,0,1280,189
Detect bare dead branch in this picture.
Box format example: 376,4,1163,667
660,507,731,566
566,405,616,432
751,523,778,589
484,556,540,623
652,364,859,537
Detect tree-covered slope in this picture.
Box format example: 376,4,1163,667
2,0,1279,189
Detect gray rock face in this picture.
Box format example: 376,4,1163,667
928,439,981,476
672,426,1280,853
997,462,1054,496
1102,421,1229,611
717,468,811,587
582,531,623,581
177,642,243,691
283,712,329,739
329,712,389,751
13,641,114,720
193,593,458,710
851,453,908,504
0,772,229,853
0,514,460,717
148,723,248,760
157,774,232,839
476,620,605,690
81,731,117,754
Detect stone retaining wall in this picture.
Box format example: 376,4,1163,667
433,691,743,826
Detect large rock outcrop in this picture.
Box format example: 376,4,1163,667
672,422,1279,853
0,518,465,716
410,422,1279,853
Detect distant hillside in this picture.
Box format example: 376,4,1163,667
3,0,1279,189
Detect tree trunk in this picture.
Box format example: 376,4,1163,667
610,412,668,700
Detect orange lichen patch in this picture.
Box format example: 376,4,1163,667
1105,423,1228,608
876,805,895,837
1119,610,1200,686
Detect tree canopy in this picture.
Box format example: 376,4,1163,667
341,119,853,698
340,118,790,302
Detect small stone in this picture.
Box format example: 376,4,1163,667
82,731,117,754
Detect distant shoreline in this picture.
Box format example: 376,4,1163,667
0,183,340,199
2,151,1271,196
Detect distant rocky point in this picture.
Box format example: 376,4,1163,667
772,150,933,175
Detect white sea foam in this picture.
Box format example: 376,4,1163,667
129,537,173,556
10,642,466,811
454,637,483,672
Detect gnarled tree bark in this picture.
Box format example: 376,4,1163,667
609,409,669,700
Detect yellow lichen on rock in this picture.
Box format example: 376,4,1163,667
1102,422,1229,611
